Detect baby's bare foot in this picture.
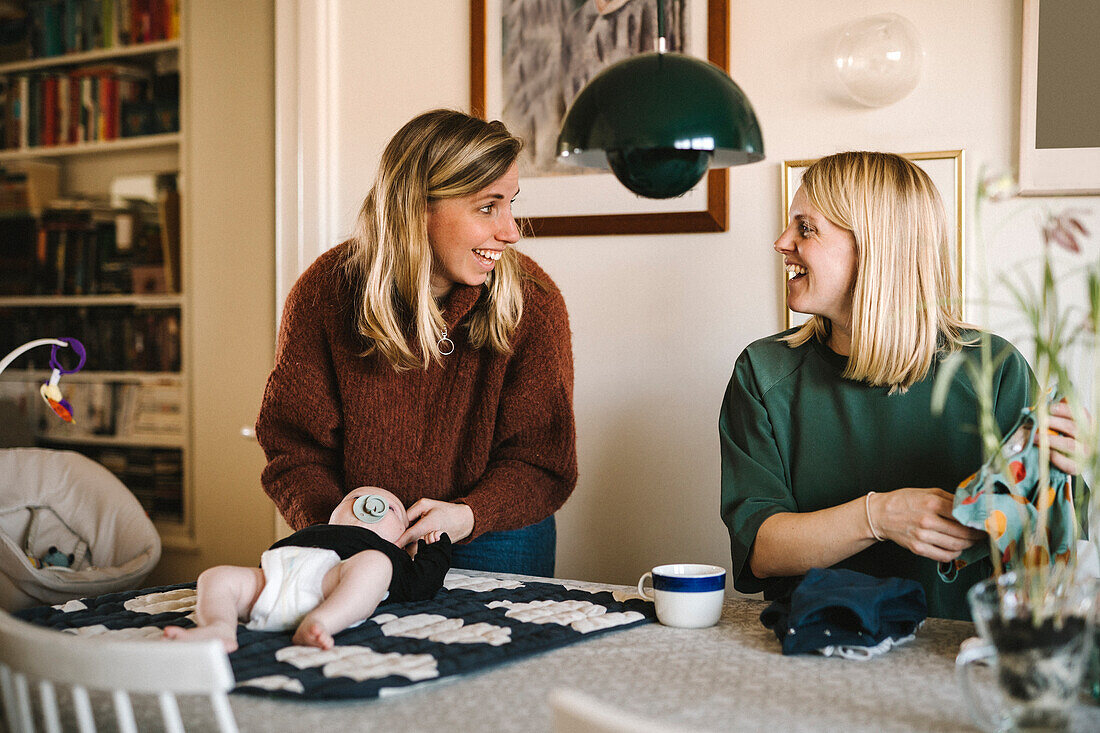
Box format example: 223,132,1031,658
293,618,334,650
163,623,239,653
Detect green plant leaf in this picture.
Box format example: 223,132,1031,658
932,350,969,415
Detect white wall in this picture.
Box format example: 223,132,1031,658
150,0,276,584
280,0,1100,590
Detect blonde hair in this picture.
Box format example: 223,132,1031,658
783,151,971,392
344,109,526,370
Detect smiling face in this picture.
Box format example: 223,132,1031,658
775,186,859,334
425,162,521,299
329,486,409,545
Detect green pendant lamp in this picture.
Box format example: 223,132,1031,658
556,0,764,199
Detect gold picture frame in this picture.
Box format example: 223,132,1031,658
780,150,965,330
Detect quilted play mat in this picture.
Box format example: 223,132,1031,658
17,572,655,700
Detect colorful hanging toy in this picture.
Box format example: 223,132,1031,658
0,337,86,423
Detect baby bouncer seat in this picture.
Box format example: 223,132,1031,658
0,448,162,611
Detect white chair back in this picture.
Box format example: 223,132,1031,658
550,688,700,733
0,609,237,733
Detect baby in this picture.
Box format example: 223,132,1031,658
164,487,451,651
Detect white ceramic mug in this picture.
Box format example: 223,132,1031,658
637,563,726,628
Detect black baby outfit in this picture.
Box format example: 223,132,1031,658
268,524,452,603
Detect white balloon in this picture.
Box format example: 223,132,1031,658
834,13,923,107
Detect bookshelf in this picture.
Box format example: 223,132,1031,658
0,38,179,74
0,132,179,160
0,293,182,307
0,0,191,548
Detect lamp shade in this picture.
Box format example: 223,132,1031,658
556,51,764,199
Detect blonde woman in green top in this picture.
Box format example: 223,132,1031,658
719,152,1083,619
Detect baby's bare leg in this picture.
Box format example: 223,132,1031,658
293,550,392,649
164,566,265,652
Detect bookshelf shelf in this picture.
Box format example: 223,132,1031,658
0,293,182,307
0,369,182,384
38,433,185,449
0,133,181,161
0,39,179,74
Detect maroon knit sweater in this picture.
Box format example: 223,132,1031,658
256,242,577,539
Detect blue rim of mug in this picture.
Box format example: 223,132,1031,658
652,564,726,593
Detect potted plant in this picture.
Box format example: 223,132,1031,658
935,172,1098,729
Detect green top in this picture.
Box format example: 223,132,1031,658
719,330,1031,620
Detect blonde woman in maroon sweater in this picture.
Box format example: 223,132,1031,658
256,110,577,577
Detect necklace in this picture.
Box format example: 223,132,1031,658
438,328,455,355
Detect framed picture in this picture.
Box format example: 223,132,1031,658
471,0,731,236
1018,0,1100,195
780,150,965,330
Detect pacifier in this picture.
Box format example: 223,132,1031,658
352,494,388,523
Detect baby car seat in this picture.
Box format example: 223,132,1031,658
0,448,161,611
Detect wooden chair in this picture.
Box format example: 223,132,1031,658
0,609,237,733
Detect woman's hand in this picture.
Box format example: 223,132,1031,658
870,488,985,563
396,499,474,549
1042,400,1089,475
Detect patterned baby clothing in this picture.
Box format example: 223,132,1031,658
938,404,1077,582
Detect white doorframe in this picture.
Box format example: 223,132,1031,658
275,0,340,323
273,0,343,539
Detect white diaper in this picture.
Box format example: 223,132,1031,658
245,546,342,632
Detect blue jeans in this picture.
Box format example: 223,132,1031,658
450,515,556,577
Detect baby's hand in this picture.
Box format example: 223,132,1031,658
404,533,451,559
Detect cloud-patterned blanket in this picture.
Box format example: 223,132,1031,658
18,572,655,699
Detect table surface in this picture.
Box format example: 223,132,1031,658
85,572,1100,732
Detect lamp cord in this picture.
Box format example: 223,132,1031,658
656,0,666,53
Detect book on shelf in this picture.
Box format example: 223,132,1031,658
119,62,177,137
0,60,180,149
152,447,182,519
0,11,33,63
0,188,179,297
24,378,182,444
35,379,115,439
0,381,36,446
34,1,65,58
156,185,177,290
0,163,57,296
56,443,185,523
114,381,182,437
0,160,60,214
23,1,181,59
0,304,182,372
0,215,37,294
65,62,150,143
2,74,22,149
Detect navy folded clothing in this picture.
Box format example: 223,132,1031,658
760,568,927,659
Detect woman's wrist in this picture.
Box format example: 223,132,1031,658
458,502,475,541
865,491,885,542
